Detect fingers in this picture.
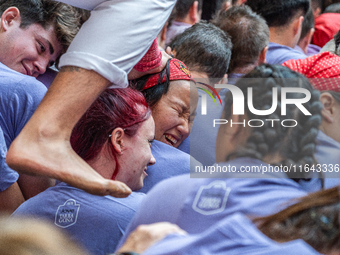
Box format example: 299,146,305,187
118,222,186,254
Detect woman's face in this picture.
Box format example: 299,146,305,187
151,80,198,147
115,117,156,191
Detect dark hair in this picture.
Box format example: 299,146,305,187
324,2,340,13
0,0,83,54
212,5,269,73
174,0,203,19
299,8,315,43
311,0,323,12
335,30,340,53
169,21,232,81
223,64,323,179
323,0,340,13
328,90,340,104
131,59,172,107
71,88,151,178
255,187,340,254
245,0,310,27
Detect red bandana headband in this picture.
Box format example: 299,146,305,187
282,52,340,92
142,58,192,90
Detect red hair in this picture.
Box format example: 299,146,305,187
70,88,151,179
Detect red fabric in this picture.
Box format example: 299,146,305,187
142,58,191,90
312,13,340,47
282,51,340,92
134,39,162,72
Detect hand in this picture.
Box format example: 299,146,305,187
117,222,187,254
128,51,172,80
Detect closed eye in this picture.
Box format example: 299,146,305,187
39,42,46,53
147,138,155,147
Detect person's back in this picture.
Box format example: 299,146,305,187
246,0,309,64
13,182,145,255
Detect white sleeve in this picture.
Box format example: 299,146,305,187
58,0,176,88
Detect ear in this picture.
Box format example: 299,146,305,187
1,7,21,32
313,7,321,19
161,23,167,42
320,92,336,123
189,1,199,24
259,46,268,64
166,46,176,58
110,128,125,154
293,16,304,37
217,73,228,85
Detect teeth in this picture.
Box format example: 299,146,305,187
165,134,178,146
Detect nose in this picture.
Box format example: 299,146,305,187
33,57,49,76
148,154,156,166
177,118,190,138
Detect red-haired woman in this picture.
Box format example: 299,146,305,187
12,88,155,255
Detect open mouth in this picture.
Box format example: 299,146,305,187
164,134,178,147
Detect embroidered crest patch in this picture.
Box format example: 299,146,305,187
192,181,231,215
55,199,80,228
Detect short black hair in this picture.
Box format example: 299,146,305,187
213,5,269,73
169,21,232,81
299,8,314,42
245,0,310,27
174,0,203,19
131,59,171,107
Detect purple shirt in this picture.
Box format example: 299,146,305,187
294,44,321,56
267,42,307,65
144,213,320,255
0,62,46,190
13,182,145,255
0,127,18,192
315,131,340,189
165,21,192,46
118,157,311,248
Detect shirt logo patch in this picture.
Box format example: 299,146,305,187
192,181,231,215
55,199,80,228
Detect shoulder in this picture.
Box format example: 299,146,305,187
0,69,46,101
267,43,307,64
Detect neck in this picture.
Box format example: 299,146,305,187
87,147,117,180
175,15,195,26
269,27,297,48
230,64,257,75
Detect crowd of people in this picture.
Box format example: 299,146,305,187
1,0,340,254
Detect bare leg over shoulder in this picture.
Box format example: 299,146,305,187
7,67,131,197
